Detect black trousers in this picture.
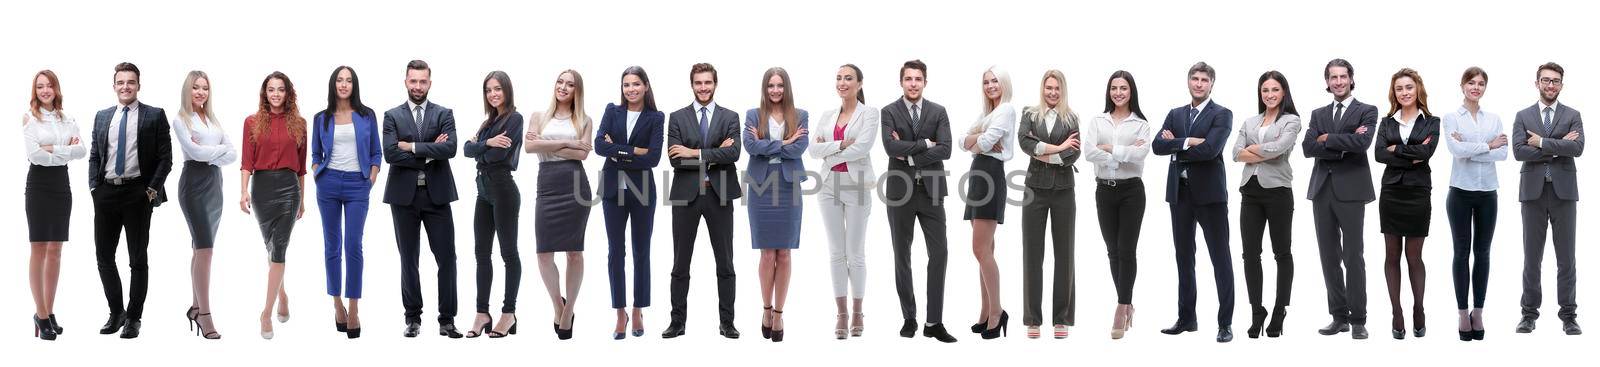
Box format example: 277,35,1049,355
1446,188,1495,310
1520,182,1578,321
474,170,521,314
393,186,459,324
1170,181,1235,326
669,192,737,325
887,183,949,324
1021,186,1075,326
1312,179,1368,324
1239,178,1294,311
92,180,153,320
1095,178,1144,304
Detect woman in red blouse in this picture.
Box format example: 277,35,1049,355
239,71,308,339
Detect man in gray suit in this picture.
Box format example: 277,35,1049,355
1513,62,1584,335
1302,59,1377,340
662,63,743,339
881,60,957,342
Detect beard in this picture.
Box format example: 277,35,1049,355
409,90,429,105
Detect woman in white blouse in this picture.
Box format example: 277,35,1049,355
962,66,1015,339
1441,67,1507,341
522,69,594,340
809,64,879,339
23,70,86,341
172,70,236,339
1082,70,1152,339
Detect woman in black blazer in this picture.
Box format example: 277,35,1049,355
594,66,665,340
1373,68,1439,340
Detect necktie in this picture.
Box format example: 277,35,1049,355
911,104,921,126
1543,107,1554,131
413,105,424,131
1187,106,1200,131
414,104,428,183
115,106,129,176
1334,102,1346,123
699,106,710,146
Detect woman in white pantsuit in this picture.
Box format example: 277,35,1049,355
809,64,879,340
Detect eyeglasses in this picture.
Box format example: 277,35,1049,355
1540,78,1564,86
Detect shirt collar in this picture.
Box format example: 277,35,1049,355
1332,96,1355,108
693,100,716,114
118,100,141,112
1539,100,1559,113
1190,98,1211,113
903,97,923,111
407,99,428,113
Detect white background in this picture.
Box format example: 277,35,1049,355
2,0,1594,365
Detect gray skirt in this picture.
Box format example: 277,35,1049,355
179,161,224,249
252,169,301,263
535,160,591,253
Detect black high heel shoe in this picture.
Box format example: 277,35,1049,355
466,313,492,338
34,315,58,341
196,313,221,339
186,306,199,332
48,314,63,335
761,306,773,339
1247,305,1267,339
1265,307,1286,338
770,310,785,342
981,311,1010,339
489,316,517,338
556,313,575,340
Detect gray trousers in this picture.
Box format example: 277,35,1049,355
1313,182,1368,324
1021,186,1075,326
1520,182,1579,320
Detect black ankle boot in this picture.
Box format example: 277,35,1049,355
34,315,58,341
1265,307,1286,337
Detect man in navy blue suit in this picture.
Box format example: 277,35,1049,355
1152,62,1236,343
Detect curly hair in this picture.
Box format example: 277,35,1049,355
249,71,306,147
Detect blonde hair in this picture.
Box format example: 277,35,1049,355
971,66,1013,135
1033,69,1072,128
29,70,64,123
756,67,798,140
178,70,219,130
533,69,591,140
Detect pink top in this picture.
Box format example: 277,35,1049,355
831,122,848,172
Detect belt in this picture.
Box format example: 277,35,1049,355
105,176,144,186
1097,177,1139,187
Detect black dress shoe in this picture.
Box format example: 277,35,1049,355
99,313,125,335
661,322,686,338
719,323,741,339
900,319,918,338
1391,328,1405,340
1160,320,1198,335
120,320,141,339
1515,317,1536,333
1317,320,1350,335
923,323,958,343
1413,326,1426,338
1216,326,1234,343
1562,319,1582,335
1351,324,1369,339
439,323,464,338
403,322,422,337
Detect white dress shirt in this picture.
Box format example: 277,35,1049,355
1441,106,1508,191
968,103,1016,161
172,112,238,166
23,109,88,166
105,101,142,179
625,110,641,139
903,97,935,166
1393,110,1419,141
1082,112,1152,179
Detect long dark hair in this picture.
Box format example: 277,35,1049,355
619,66,658,112
481,70,515,132
841,64,865,103
321,65,374,127
1102,70,1145,120
1257,70,1299,116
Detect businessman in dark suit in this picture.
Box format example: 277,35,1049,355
1303,58,1378,339
880,59,958,343
662,63,743,339
88,62,172,339
381,60,463,338
1152,62,1236,343
1513,62,1584,335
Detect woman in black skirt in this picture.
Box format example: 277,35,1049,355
523,69,593,340
1373,68,1439,340
23,70,86,340
961,66,1017,340
173,70,236,339
239,71,308,339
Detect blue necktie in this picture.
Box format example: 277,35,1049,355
1544,107,1554,181
699,106,710,146
115,106,129,176
1187,106,1200,131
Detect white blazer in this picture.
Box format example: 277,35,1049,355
808,104,880,186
